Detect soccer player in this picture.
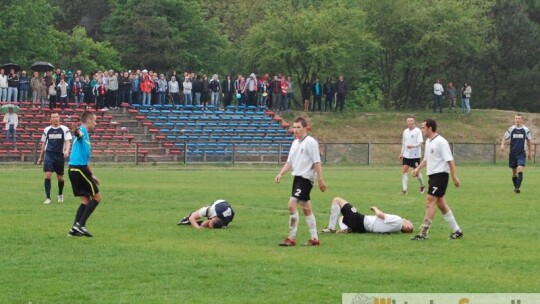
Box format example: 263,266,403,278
177,199,235,229
67,111,100,237
500,113,532,194
275,117,327,246
399,117,425,195
411,119,463,240
37,112,72,204
319,197,413,234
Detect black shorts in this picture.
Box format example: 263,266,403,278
43,153,65,175
341,203,366,233
291,176,313,202
68,166,99,197
427,172,449,197
509,153,526,168
402,157,421,168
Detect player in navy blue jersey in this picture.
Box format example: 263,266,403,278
37,113,72,204
177,199,235,229
67,111,100,237
501,114,532,194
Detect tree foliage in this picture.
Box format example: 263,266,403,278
240,4,377,88
1,0,540,111
0,0,60,67
101,0,228,73
361,0,493,110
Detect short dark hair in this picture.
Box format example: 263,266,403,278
424,119,437,132
294,117,308,127
212,218,224,229
81,111,95,123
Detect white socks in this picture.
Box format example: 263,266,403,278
417,172,424,187
402,173,408,191
288,211,299,239
305,214,318,240
328,202,341,230
403,172,425,191
444,210,461,232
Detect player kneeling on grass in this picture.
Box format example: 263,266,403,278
177,199,235,229
319,197,413,234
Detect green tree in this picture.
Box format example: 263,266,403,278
476,0,540,111
0,0,60,67
48,0,110,37
56,27,122,73
361,0,493,110
102,0,228,73
201,0,269,43
239,4,378,99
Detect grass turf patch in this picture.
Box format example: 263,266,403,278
1,165,539,303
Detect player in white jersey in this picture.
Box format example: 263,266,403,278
399,117,425,194
177,199,235,229
319,197,413,234
411,119,463,240
275,117,327,246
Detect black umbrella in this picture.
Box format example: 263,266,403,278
31,61,55,72
1,63,21,73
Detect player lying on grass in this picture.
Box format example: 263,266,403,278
319,197,414,234
177,199,235,229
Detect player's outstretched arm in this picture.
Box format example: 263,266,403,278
275,162,292,184
527,140,532,160
412,160,426,177
70,122,81,138
370,207,385,220
189,210,203,229
448,160,460,187
314,162,326,192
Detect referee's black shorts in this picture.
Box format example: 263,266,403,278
68,165,99,197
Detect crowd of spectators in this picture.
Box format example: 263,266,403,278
0,67,349,112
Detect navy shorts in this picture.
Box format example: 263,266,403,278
402,157,421,168
43,153,65,175
509,153,526,169
291,176,313,202
427,172,449,198
68,166,99,197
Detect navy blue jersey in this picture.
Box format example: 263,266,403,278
505,126,531,155
213,200,235,226
41,125,72,154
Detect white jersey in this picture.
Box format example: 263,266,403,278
198,199,227,219
401,127,423,159
287,135,321,182
363,214,403,233
424,134,453,175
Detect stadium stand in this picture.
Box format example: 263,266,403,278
0,101,140,163
1,102,292,163
129,104,293,163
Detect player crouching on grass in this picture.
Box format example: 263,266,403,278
319,197,414,234
177,200,235,229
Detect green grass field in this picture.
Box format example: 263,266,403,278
1,164,539,303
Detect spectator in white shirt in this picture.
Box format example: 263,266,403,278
433,79,444,113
